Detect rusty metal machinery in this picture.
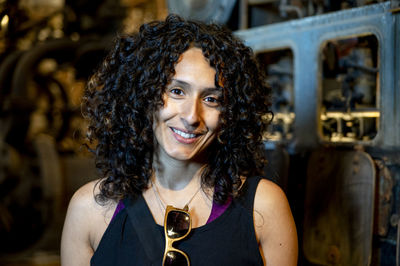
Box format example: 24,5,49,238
237,2,399,265
167,0,237,24
304,148,376,265
0,1,113,260
0,37,107,258
236,2,398,149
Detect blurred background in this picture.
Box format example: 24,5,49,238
0,0,399,265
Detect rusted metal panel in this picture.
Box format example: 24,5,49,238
397,217,400,266
392,0,400,10
395,2,400,147
303,148,375,265
374,159,394,237
235,2,398,150
167,0,236,24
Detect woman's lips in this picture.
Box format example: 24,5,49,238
170,127,202,144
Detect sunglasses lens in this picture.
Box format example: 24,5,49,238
164,251,189,266
166,210,190,238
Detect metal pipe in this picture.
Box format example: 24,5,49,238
397,218,399,266
279,0,304,18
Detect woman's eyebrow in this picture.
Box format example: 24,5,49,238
171,79,221,92
170,79,190,88
203,87,222,95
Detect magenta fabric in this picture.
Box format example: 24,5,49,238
206,196,232,224
111,200,125,221
111,196,232,224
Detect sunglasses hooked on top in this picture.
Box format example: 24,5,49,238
162,205,192,266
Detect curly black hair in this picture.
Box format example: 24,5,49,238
83,14,272,204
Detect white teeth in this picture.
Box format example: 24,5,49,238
172,128,196,139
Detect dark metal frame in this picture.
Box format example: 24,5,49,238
236,1,399,151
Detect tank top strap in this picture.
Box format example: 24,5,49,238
124,195,164,264
237,176,263,210
111,200,125,221
207,195,232,223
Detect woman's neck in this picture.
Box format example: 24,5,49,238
152,147,208,190
150,158,210,211
152,159,204,190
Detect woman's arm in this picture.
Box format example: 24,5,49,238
254,179,298,266
60,180,112,266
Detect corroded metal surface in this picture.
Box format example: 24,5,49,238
374,159,394,237
167,0,236,24
303,148,375,265
236,2,398,150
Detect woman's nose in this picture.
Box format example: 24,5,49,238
181,98,201,128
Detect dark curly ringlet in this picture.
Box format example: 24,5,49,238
82,14,272,205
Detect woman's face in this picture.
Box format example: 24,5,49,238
153,47,222,162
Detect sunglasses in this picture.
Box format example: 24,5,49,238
162,205,192,266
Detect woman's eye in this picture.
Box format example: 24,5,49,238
204,96,220,106
170,87,184,96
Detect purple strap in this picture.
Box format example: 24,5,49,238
111,200,125,221
111,196,231,224
206,196,232,224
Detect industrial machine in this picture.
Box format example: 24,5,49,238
236,2,400,265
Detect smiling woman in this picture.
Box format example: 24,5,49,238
60,14,298,266
154,47,221,161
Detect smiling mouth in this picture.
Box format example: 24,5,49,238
171,128,200,139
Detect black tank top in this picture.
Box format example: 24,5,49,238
91,176,264,266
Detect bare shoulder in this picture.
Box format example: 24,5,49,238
253,178,298,266
65,179,117,242
61,179,118,266
254,179,288,213
66,180,115,224
69,179,99,211
253,179,292,230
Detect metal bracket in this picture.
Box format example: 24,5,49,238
391,0,400,12
397,217,400,266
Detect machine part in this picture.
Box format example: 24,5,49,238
375,159,394,237
256,48,294,141
167,0,236,24
0,50,24,108
263,143,290,192
1,37,110,156
279,0,304,18
0,134,63,256
3,39,78,145
239,0,249,29
0,36,110,255
0,147,50,253
320,34,379,142
236,2,398,149
73,39,110,79
19,0,65,21
392,0,400,11
32,134,62,213
10,39,79,98
397,218,400,266
28,134,65,252
303,148,375,265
